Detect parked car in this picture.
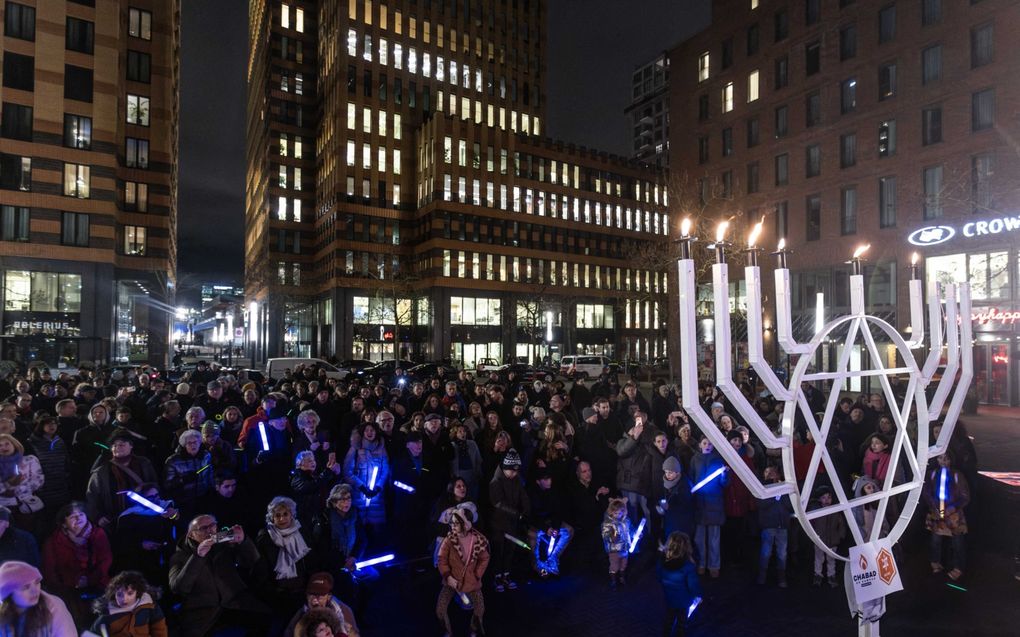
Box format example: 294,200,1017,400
338,359,375,375
355,359,416,383
405,362,460,384
265,357,347,381
498,363,556,384
559,355,611,380
475,357,503,374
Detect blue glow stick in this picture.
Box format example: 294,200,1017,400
458,591,470,605
687,596,702,619
121,490,166,515
354,553,395,569
368,465,379,490
258,422,270,451
938,467,948,517
393,480,416,493
628,518,646,553
546,533,557,557
691,466,726,493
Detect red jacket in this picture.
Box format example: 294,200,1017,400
724,454,757,518
42,525,112,590
239,409,293,448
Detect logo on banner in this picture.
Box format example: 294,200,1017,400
849,540,903,603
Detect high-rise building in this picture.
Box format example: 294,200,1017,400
0,0,180,368
247,0,669,368
625,52,669,167
671,0,1020,405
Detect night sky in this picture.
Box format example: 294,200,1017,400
177,0,710,300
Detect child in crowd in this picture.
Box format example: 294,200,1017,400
601,498,631,591
690,437,726,577
923,452,970,581
808,486,846,587
657,531,701,637
756,466,793,587
861,433,892,483
90,570,167,637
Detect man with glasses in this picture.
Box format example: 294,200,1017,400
168,514,267,637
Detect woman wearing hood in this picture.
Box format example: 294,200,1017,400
89,570,167,637
436,503,490,637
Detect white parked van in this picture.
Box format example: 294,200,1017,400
265,358,347,381
559,355,610,380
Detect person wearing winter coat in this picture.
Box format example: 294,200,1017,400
168,514,268,637
615,414,656,532
527,468,571,575
658,531,702,637
86,429,160,531
342,422,389,529
0,560,77,637
449,421,484,499
256,497,317,611
113,483,178,587
162,430,214,520
601,497,632,591
0,506,39,566
690,437,727,577
808,485,846,587
89,570,168,637
0,434,43,529
283,571,359,637
756,466,794,587
290,451,341,527
658,456,695,544
71,403,115,491
199,421,237,473
488,448,530,592
436,504,490,636
723,430,756,566
27,415,71,523
41,502,112,626
923,452,970,581
431,478,473,567
852,476,889,541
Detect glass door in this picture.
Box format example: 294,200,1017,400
973,343,1011,405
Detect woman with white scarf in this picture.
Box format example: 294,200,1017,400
256,496,317,611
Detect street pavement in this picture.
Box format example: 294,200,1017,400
359,405,1020,636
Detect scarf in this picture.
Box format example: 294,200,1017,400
0,452,22,482
63,521,93,547
267,521,310,580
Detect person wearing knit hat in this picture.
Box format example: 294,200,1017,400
0,560,77,636
201,420,220,436
86,427,158,529
176,382,191,396
658,455,695,549
489,447,528,592
436,499,490,636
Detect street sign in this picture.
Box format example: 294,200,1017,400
234,327,244,338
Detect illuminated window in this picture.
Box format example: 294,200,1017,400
722,82,734,112
747,70,759,101
698,51,710,81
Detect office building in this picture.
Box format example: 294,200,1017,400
625,52,669,167
671,0,1020,404
246,0,669,368
0,0,180,368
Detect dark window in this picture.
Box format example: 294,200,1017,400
2,53,33,91
126,137,149,168
347,65,356,92
840,24,857,60
775,201,788,239
878,4,896,43
0,153,30,191
0,103,32,141
806,91,821,127
698,94,709,121
775,105,788,137
394,77,402,104
971,24,993,68
4,2,35,40
747,162,760,194
127,51,151,83
921,46,941,85
721,38,733,69
721,128,733,156
879,176,897,227
841,187,857,235
841,78,857,114
805,41,821,75
840,133,857,168
775,55,789,89
878,63,896,100
747,23,759,55
774,9,789,41
971,154,993,213
379,73,387,101
64,65,93,102
0,205,29,241
922,0,942,26
747,118,760,147
775,153,789,185
806,195,821,240
972,89,994,131
806,145,821,177
805,0,820,25
721,170,733,198
878,120,896,157
61,212,89,247
363,69,371,96
698,136,709,164
922,107,942,145
923,165,942,219
65,17,94,54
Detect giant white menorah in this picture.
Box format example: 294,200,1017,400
675,219,972,637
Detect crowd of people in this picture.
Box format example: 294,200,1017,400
0,359,978,636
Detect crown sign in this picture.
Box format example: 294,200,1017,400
675,222,972,635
